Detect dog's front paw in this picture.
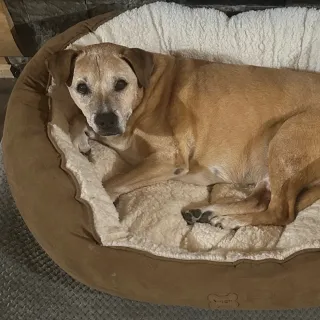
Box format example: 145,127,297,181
181,209,213,225
72,133,91,155
103,181,121,202
70,114,93,155
108,192,120,203
181,208,246,230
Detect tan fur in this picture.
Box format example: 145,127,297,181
47,43,320,229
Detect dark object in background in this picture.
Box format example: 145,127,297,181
6,0,319,57
4,0,320,73
6,57,30,78
5,0,155,56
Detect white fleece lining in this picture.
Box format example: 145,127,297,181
49,2,320,262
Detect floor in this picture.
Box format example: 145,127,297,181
0,78,15,140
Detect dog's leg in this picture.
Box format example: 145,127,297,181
103,155,187,201
296,185,320,212
70,113,92,154
184,111,320,229
182,179,271,225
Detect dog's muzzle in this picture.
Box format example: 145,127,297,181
94,112,122,136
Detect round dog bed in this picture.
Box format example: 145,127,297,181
4,2,320,310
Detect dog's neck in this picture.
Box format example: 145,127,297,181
125,53,178,136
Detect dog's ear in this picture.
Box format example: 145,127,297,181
120,48,154,88
46,50,79,86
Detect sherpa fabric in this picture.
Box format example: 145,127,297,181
3,142,320,318
49,2,320,262
4,145,320,320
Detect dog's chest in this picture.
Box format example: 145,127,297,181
102,128,175,165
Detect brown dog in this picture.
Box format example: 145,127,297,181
47,42,320,229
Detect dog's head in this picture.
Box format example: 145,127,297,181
47,43,154,136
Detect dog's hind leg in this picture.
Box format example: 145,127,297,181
183,111,320,229
182,179,271,225
296,185,320,212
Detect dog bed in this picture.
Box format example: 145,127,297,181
4,2,320,310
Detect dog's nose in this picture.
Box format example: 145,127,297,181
94,112,119,132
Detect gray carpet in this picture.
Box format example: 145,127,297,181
0,146,319,319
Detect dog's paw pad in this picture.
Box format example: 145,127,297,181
182,209,213,225
191,209,202,218
198,211,212,223
181,211,195,225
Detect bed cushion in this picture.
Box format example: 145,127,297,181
4,3,320,310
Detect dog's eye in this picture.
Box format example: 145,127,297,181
76,83,90,95
114,79,128,92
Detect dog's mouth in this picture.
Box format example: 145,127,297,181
95,127,123,137
87,110,128,137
